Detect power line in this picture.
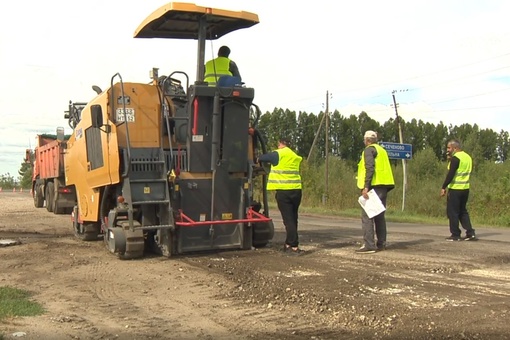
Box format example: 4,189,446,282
269,51,510,117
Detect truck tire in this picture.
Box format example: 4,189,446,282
53,179,65,214
45,182,54,213
74,222,101,241
33,184,44,208
54,201,65,214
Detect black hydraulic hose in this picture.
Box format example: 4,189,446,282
156,83,174,170
210,93,221,223
211,93,221,170
99,185,111,232
251,103,262,128
111,73,131,163
254,128,269,217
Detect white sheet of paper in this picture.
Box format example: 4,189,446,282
358,189,386,219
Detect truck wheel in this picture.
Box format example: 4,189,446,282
74,222,101,241
45,182,54,212
33,184,44,208
53,201,65,214
53,180,65,214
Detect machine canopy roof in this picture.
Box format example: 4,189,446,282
134,2,259,40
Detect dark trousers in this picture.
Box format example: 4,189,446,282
276,189,302,247
361,187,388,249
447,189,475,237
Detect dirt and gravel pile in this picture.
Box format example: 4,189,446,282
1,192,510,339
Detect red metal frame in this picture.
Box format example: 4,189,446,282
176,207,271,227
192,97,198,135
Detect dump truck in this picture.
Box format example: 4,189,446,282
26,128,76,214
63,2,274,259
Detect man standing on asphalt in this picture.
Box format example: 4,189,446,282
440,139,477,241
356,130,395,254
258,137,303,256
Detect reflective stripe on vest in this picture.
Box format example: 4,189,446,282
448,151,472,190
204,57,232,86
267,147,302,190
357,143,395,189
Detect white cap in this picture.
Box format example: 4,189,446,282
364,130,377,139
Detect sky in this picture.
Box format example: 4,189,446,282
1,0,509,177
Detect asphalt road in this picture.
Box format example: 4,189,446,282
271,213,510,243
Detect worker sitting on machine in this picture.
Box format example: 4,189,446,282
204,45,242,86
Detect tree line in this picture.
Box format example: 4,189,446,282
4,108,509,191
254,108,510,227
257,108,510,166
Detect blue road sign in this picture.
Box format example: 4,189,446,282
379,142,413,160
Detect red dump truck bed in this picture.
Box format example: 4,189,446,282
33,135,67,180
29,133,75,214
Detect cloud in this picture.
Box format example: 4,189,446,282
1,0,509,176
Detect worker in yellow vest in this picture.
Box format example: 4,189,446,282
356,130,395,254
440,139,476,241
204,46,241,86
258,137,304,256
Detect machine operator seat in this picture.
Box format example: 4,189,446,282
216,75,243,87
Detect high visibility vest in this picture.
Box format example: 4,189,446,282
447,151,472,190
267,147,302,191
204,57,232,86
357,144,395,189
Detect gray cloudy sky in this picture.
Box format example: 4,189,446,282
1,0,509,176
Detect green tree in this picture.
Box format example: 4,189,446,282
296,111,318,158
338,114,362,162
496,130,510,162
477,128,498,161
328,110,345,157
257,108,298,151
423,121,448,160
19,158,33,189
0,173,15,189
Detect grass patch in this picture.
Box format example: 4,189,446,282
0,286,45,320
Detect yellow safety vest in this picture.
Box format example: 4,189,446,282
357,144,395,189
267,147,302,191
204,57,232,86
447,151,472,190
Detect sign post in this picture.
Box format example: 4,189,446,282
380,142,413,211
379,142,413,160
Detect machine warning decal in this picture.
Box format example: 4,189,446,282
192,135,204,142
144,187,151,194
222,213,233,220
116,108,135,122
76,128,83,140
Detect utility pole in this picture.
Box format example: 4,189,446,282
306,91,332,204
392,90,407,211
323,91,330,205
307,111,326,161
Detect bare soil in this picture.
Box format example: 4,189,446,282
1,192,510,340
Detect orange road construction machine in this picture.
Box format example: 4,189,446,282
63,2,274,259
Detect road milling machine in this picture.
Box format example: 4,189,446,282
63,2,274,259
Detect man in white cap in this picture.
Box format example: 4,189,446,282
356,130,395,253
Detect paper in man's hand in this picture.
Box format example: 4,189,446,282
358,189,386,219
